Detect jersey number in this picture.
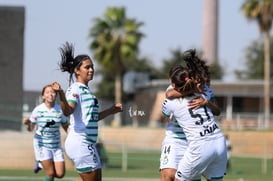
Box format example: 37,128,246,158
164,145,171,154
188,106,211,125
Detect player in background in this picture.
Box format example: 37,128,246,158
22,82,68,181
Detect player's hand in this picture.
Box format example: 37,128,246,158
22,117,32,131
188,97,208,109
112,103,123,113
22,117,30,124
51,82,62,92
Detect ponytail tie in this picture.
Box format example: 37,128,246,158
185,77,190,81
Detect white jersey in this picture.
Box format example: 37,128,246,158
162,93,226,180
160,85,188,170
30,103,67,149
164,119,187,141
66,82,99,144
164,85,187,141
162,93,223,143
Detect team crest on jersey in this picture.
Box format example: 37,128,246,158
72,93,79,99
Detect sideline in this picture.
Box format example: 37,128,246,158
0,176,159,181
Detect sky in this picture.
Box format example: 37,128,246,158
0,0,263,91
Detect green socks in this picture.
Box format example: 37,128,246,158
44,176,54,181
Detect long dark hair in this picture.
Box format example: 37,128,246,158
183,49,210,86
58,42,91,85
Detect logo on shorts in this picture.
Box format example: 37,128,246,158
177,171,182,177
163,155,168,165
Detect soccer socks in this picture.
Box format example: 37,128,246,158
44,176,54,181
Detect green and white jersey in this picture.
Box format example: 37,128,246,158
164,85,187,141
30,103,67,149
165,117,187,141
162,94,223,142
66,82,99,144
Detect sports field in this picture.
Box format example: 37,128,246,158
0,152,272,181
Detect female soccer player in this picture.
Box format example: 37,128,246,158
57,42,122,181
160,65,189,181
22,82,68,181
162,66,227,181
166,49,220,116
160,50,221,181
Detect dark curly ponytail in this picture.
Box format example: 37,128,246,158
58,42,92,85
183,49,210,86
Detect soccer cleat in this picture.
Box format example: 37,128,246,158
33,162,42,174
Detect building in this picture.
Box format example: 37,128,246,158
133,79,273,129
0,6,25,130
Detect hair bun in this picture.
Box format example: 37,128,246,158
183,49,196,62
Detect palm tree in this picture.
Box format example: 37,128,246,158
241,0,273,129
89,7,144,126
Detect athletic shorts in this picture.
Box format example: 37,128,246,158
33,139,64,162
175,136,227,181
160,137,188,170
65,132,101,173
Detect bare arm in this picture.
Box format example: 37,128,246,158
22,117,35,132
99,103,123,120
51,82,74,116
206,99,221,116
188,97,221,116
166,89,184,99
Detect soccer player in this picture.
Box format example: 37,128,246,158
160,49,221,181
57,42,122,181
22,82,68,181
160,65,189,181
162,66,227,181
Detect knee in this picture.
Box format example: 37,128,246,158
45,170,55,179
55,172,65,178
163,175,175,181
161,169,176,181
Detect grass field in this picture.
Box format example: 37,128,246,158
0,152,273,181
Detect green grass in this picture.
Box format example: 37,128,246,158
0,152,273,181
103,151,161,178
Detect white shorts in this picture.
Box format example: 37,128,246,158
33,139,64,162
65,132,101,173
160,137,188,170
175,136,227,181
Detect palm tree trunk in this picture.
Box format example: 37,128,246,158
114,71,122,127
264,31,271,129
202,0,218,65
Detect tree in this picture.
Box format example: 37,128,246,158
235,38,273,79
89,7,144,126
160,48,186,79
160,48,223,80
96,56,162,100
209,61,223,80
241,0,273,128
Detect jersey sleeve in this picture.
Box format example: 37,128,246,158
204,85,215,101
66,85,79,106
166,84,174,91
162,99,173,118
29,107,38,124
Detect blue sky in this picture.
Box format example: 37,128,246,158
0,0,263,91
